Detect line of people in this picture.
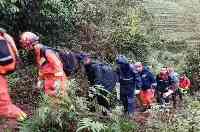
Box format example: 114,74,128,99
67,50,191,118
75,50,191,118
0,29,191,121
116,58,190,117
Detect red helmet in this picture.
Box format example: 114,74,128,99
160,68,168,80
19,32,39,49
160,67,168,74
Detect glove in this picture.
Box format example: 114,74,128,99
135,89,141,95
163,89,173,98
185,87,189,89
36,79,43,90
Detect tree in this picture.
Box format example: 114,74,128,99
0,0,76,46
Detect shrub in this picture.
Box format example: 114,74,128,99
143,95,200,132
19,94,76,132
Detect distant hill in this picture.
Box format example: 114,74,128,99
143,0,200,47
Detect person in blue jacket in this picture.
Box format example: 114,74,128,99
116,55,140,117
78,53,117,115
135,62,157,111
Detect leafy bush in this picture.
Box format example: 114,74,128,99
8,72,20,88
185,46,200,91
77,118,107,132
75,0,152,63
0,0,76,46
105,119,137,132
19,78,137,132
2,0,200,132
19,94,76,132
143,96,200,132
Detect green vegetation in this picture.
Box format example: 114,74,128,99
144,96,200,132
0,0,199,131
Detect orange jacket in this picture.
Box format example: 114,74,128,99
0,33,18,75
34,44,65,80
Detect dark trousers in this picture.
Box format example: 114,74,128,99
156,90,169,105
97,91,110,110
156,89,183,107
120,88,135,114
172,89,183,107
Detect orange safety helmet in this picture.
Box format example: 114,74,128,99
19,32,39,49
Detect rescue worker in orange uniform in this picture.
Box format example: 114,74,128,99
19,32,68,98
177,73,191,97
179,74,191,90
0,28,27,121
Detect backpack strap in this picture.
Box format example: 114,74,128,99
39,45,54,66
0,36,8,45
40,45,57,58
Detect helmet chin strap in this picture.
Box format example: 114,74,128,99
0,32,4,36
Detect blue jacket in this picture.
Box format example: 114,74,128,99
116,63,142,93
140,68,156,90
169,72,179,84
116,64,135,86
85,61,117,92
130,64,142,89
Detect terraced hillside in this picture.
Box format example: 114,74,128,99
143,0,200,46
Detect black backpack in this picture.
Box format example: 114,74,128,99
0,38,14,66
40,46,78,76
